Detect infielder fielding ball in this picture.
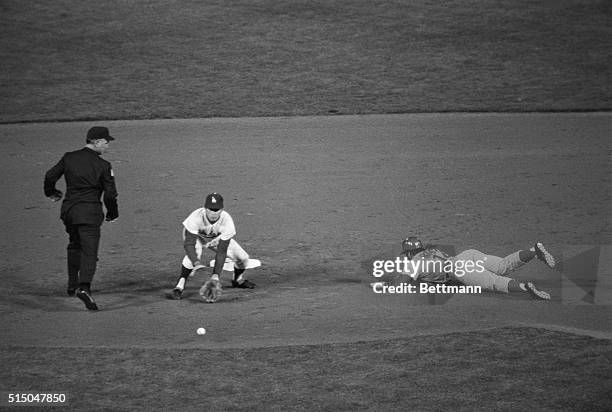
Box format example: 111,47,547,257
196,327,206,335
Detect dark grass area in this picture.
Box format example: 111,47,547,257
1,0,611,123
2,327,611,410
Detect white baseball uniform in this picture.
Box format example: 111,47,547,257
181,208,249,270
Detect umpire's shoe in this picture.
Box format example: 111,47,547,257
76,288,99,310
232,279,256,289
534,242,555,268
524,282,551,300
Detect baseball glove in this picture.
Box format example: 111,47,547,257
199,278,222,303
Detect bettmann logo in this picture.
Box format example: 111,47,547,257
371,282,483,295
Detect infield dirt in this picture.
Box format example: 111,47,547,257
1,113,610,349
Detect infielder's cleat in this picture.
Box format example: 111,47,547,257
232,279,256,289
170,288,183,300
524,282,551,300
76,289,99,310
67,288,76,297
534,242,555,268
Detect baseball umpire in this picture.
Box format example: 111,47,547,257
44,126,119,310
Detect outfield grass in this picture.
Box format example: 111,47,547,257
2,327,611,410
1,0,610,123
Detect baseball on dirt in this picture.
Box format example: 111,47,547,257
196,327,206,335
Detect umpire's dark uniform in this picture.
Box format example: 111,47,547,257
44,127,118,306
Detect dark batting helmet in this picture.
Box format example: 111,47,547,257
402,236,424,258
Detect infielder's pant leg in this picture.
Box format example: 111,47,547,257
65,224,81,289
227,239,249,268
182,241,204,269
76,224,101,284
453,249,512,293
182,239,250,270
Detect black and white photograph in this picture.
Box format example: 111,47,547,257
1,1,610,410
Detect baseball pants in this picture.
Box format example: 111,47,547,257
65,223,101,287
182,238,249,270
450,249,525,293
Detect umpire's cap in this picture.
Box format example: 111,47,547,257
86,126,115,143
205,193,224,209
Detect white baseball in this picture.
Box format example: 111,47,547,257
196,327,206,335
